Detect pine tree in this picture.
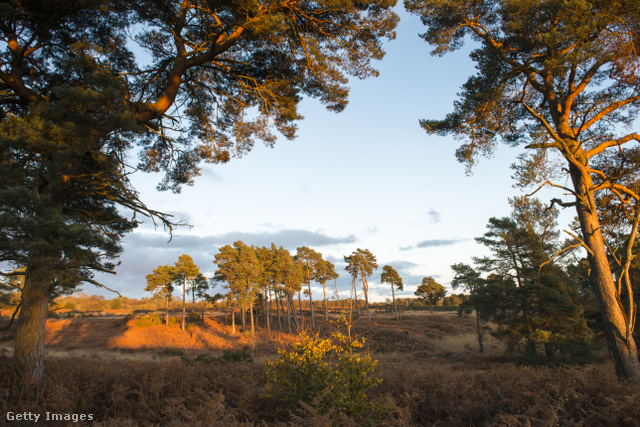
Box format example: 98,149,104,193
294,247,323,329
145,265,176,325
344,249,378,320
316,259,339,321
174,254,200,330
380,265,404,321
405,0,640,381
1,0,398,386
415,277,446,313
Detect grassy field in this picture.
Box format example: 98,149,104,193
1,310,639,426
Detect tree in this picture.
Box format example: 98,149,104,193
192,273,210,321
213,241,262,335
380,265,403,321
415,277,446,313
344,249,378,320
294,246,323,329
1,0,398,387
454,198,593,362
405,0,640,381
144,265,176,325
451,263,486,352
174,254,200,330
316,259,339,321
272,246,304,333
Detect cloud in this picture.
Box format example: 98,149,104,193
126,229,356,251
426,208,441,223
401,239,465,250
91,228,358,297
416,239,464,248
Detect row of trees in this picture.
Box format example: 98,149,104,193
212,243,382,335
141,244,416,335
144,254,214,330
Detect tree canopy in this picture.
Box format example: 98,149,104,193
415,276,446,313
1,0,398,386
405,0,640,382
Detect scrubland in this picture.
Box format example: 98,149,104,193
1,310,639,426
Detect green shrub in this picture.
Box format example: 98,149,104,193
136,313,163,327
222,347,253,362
167,316,181,327
265,330,381,421
187,310,201,323
109,298,123,310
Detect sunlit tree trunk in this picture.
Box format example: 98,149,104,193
241,298,246,332
275,290,282,331
249,299,255,336
182,275,186,330
165,290,170,325
569,161,640,381
323,282,328,321
391,283,398,321
307,279,315,329
297,289,304,327
362,275,371,321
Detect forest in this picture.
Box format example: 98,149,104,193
2,0,640,425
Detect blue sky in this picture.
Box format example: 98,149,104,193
91,7,575,302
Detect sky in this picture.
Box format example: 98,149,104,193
89,6,575,302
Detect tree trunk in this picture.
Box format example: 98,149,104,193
323,282,328,321
308,280,315,329
569,162,640,382
276,290,282,331
290,292,299,331
182,276,186,330
13,265,50,391
165,291,169,325
391,284,398,321
297,289,304,327
249,299,255,336
476,310,484,353
352,277,360,317
241,299,246,332
362,276,371,321
231,303,236,335
265,285,271,334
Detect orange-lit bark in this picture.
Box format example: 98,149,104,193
569,161,640,381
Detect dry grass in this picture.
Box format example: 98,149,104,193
2,311,640,426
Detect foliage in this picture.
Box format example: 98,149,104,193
1,0,399,385
265,331,381,420
136,313,164,328
454,198,594,363
344,249,379,320
415,277,446,312
380,265,403,292
405,0,640,380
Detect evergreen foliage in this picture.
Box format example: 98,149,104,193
453,198,594,364
1,0,398,385
405,0,640,381
415,276,446,313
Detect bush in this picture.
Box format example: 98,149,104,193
136,313,163,327
109,298,123,310
265,330,381,421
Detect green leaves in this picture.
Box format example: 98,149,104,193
380,265,403,292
